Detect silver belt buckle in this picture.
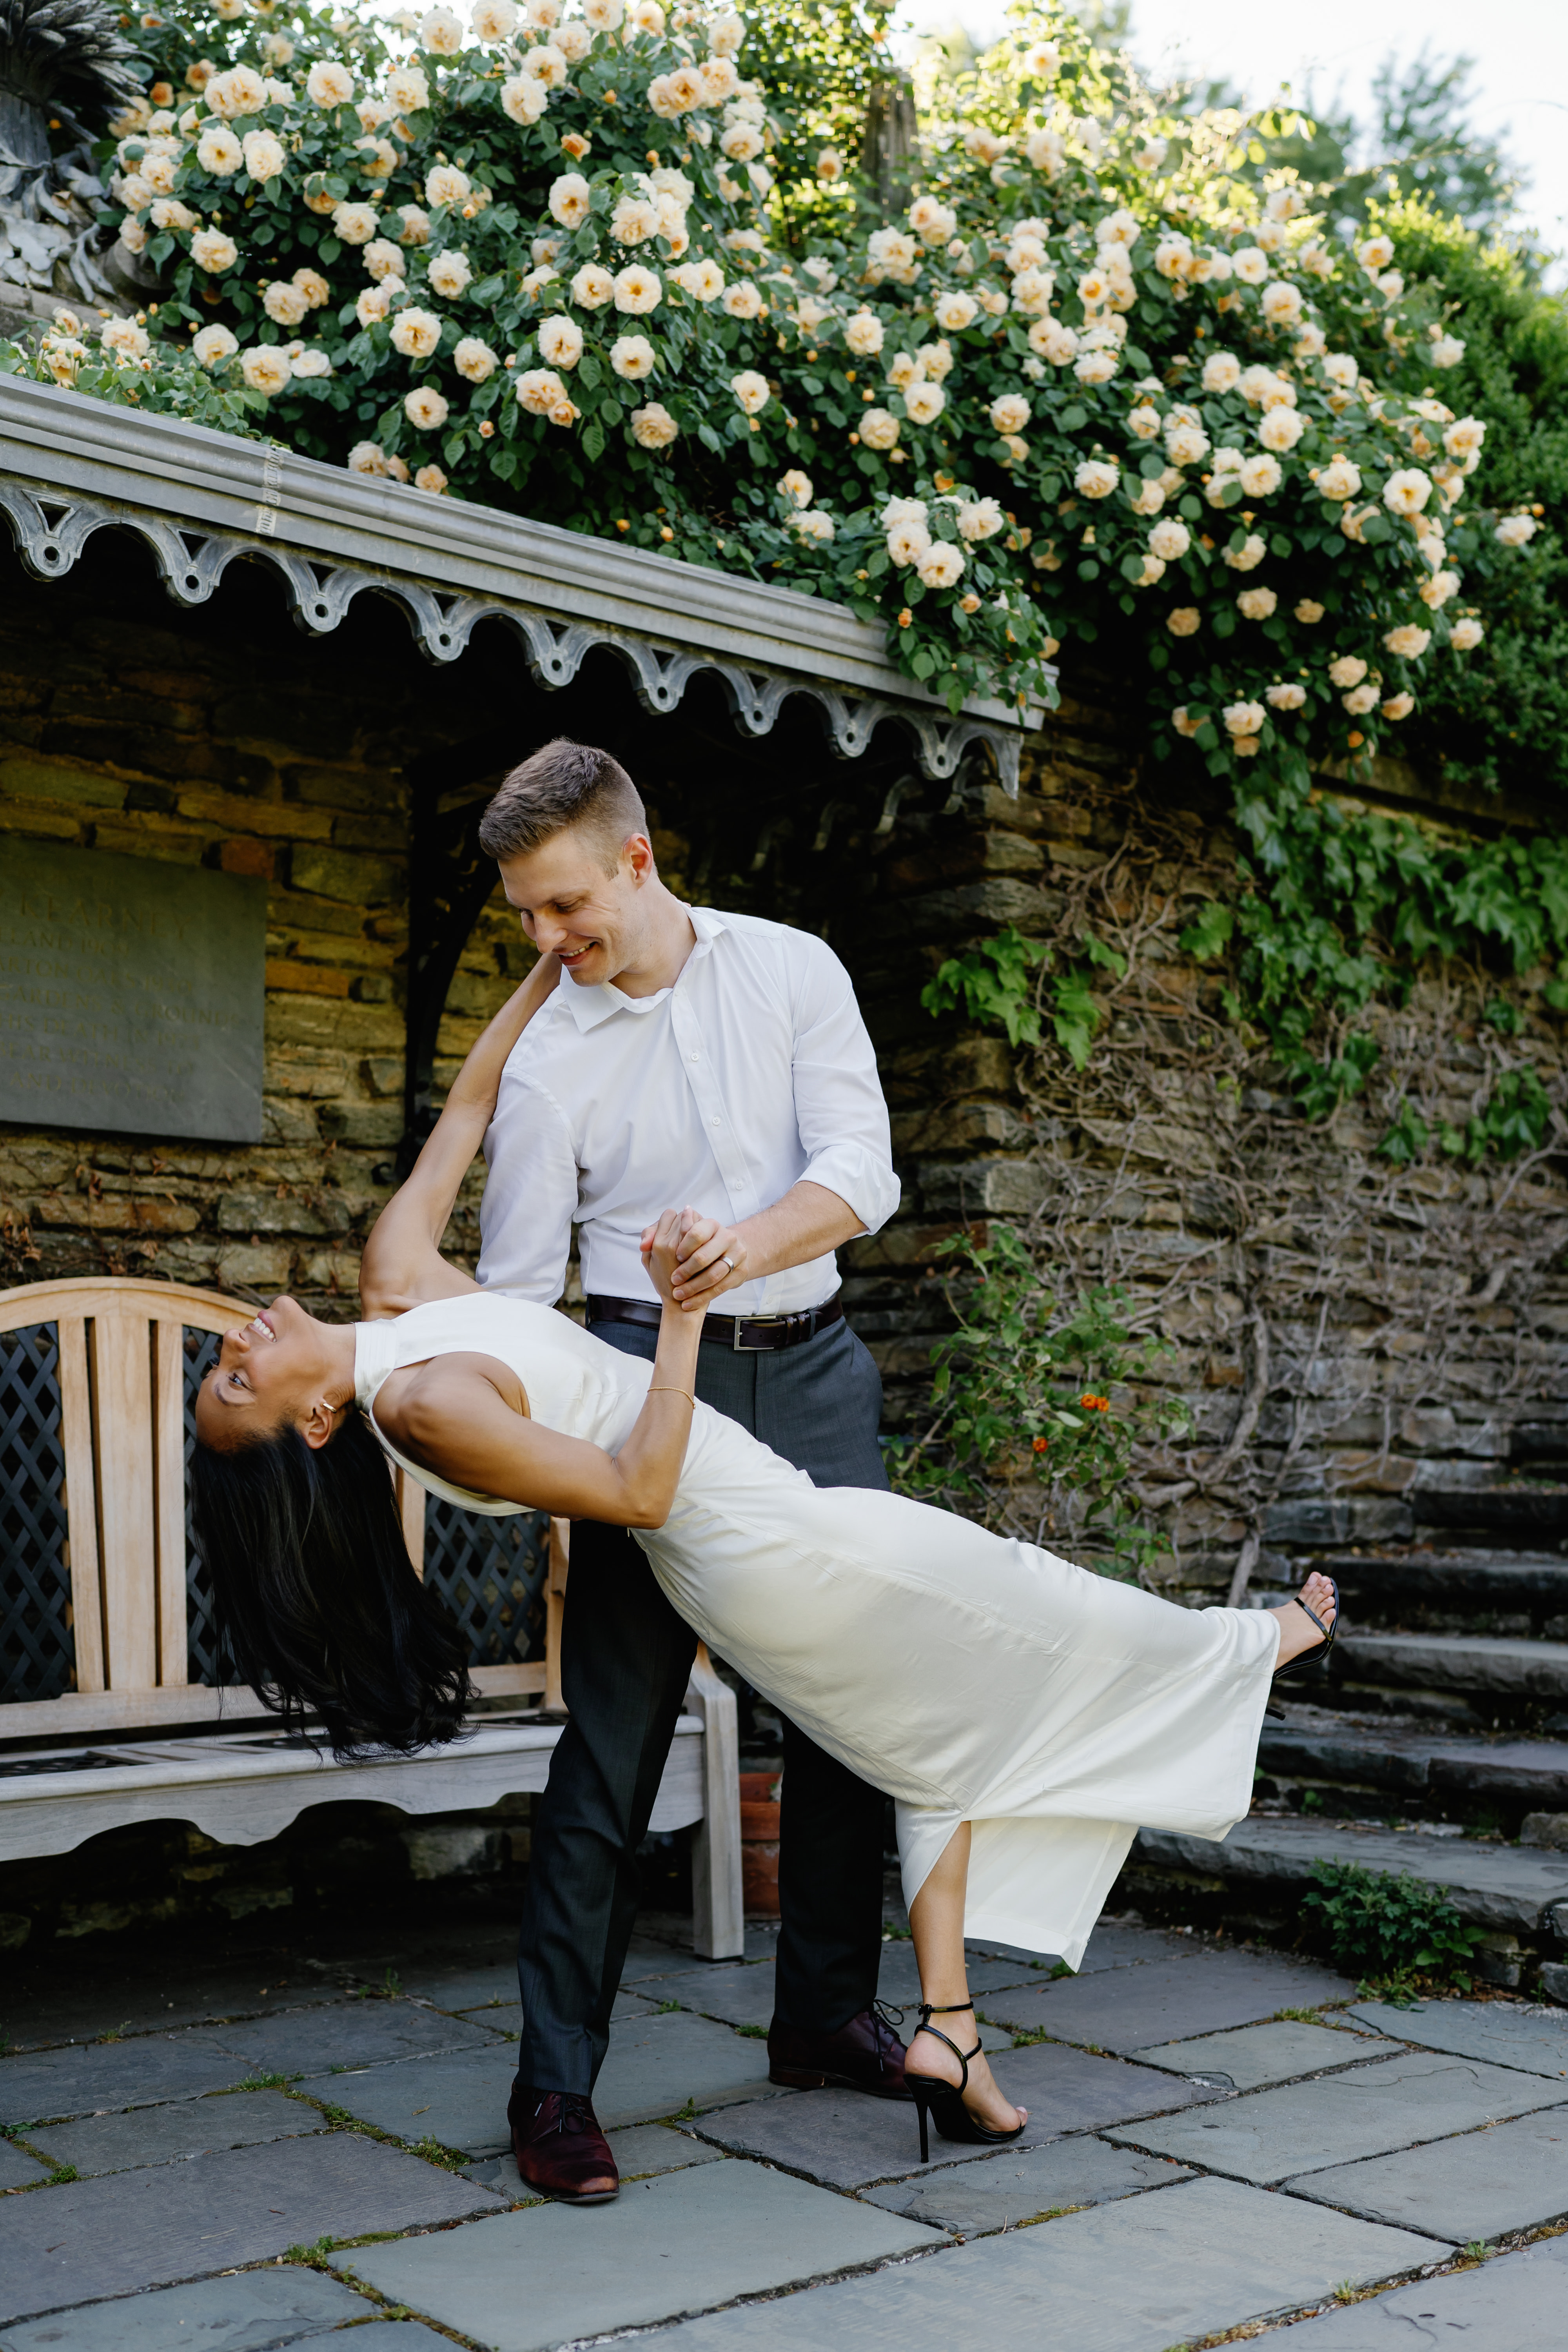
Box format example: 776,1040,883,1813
732,1314,771,1352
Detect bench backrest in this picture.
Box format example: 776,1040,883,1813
0,1276,554,1737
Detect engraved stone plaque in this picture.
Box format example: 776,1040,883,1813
0,839,265,1142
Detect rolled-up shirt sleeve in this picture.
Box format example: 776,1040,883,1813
789,938,900,1237
476,1073,579,1301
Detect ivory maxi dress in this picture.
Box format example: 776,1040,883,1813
356,1294,1280,1969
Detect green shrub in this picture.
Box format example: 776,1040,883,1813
1299,1859,1487,2000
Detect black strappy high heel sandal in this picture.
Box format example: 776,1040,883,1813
1272,1577,1340,1684
1266,1578,1340,1718
905,2000,1026,2165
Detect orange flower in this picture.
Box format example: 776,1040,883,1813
1031,1435,1049,1453
1080,1393,1110,1412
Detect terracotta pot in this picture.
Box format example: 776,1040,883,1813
738,1771,781,1916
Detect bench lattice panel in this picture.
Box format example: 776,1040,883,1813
182,1326,225,1684
424,1501,548,1667
0,1323,74,1703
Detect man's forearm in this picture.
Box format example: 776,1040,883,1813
734,1180,864,1280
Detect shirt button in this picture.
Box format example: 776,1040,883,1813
711,1116,720,1127
690,1051,700,1060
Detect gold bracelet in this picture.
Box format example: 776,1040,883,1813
646,1386,695,1402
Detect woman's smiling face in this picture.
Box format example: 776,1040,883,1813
195,1295,343,1450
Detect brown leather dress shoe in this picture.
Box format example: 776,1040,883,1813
768,2004,911,2099
509,2080,619,2203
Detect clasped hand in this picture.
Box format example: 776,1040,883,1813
641,1206,748,1311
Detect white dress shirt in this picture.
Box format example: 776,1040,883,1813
477,904,900,1315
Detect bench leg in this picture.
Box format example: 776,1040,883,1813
684,1644,744,1961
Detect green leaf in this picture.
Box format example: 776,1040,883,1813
1179,902,1234,961
1058,403,1088,429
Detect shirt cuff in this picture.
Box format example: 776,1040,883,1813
801,1143,901,1238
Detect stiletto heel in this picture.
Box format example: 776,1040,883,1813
903,2000,1025,2164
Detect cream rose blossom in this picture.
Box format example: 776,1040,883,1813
391,306,443,358
240,345,290,395
613,265,661,313
454,336,498,381
538,314,584,368
192,322,238,368
632,401,679,448
191,229,238,272
731,369,769,415
1074,458,1118,499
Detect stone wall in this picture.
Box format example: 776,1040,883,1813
835,692,1568,1608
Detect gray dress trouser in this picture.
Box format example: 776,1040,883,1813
515,1314,891,2095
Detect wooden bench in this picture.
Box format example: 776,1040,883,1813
0,1276,743,1956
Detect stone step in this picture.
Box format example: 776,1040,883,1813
1257,1709,1568,1821
1127,1813,1568,1937
1333,1630,1568,1703
1510,1422,1568,1467
1413,1486,1568,1540
1321,1551,1568,1613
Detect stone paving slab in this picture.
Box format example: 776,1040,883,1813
0,2138,49,2187
1350,1996,1568,2080
1130,2020,1399,2091
1069,1923,1198,1975
0,2131,499,2325
0,2267,373,2352
316,2043,514,2157
593,2009,778,2127
644,2176,1437,2352
322,2009,777,2152
476,1988,653,2039
21,2087,319,2178
407,1965,519,2013
216,1999,501,2077
298,2326,453,2350
1105,2049,1568,2183
982,1950,1354,2051
1136,1818,1568,1933
335,2156,940,2352
1247,2227,1568,2347
862,2141,1195,2235
1285,2105,1568,2243
461,2120,725,2194
0,1961,357,2056
620,1929,778,1984
696,2042,1218,2190
0,2032,256,2127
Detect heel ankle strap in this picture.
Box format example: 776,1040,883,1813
916,2001,974,2019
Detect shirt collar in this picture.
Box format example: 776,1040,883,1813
558,904,731,1033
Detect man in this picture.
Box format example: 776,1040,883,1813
474,738,908,2203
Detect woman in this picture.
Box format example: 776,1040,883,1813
193,956,1336,2162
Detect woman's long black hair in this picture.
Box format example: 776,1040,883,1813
191,1407,472,1759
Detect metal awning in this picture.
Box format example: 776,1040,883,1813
0,375,1050,791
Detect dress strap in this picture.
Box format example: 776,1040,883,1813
353,1319,400,1411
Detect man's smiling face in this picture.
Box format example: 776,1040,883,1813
497,821,653,990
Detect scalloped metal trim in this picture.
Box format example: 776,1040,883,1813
0,480,1024,792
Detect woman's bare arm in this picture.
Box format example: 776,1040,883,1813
359,953,561,1319
379,1212,706,1527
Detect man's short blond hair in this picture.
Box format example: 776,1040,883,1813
477,739,647,873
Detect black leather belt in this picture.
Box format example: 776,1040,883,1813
588,1291,844,1353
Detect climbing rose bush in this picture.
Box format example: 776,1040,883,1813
11,1,1543,750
